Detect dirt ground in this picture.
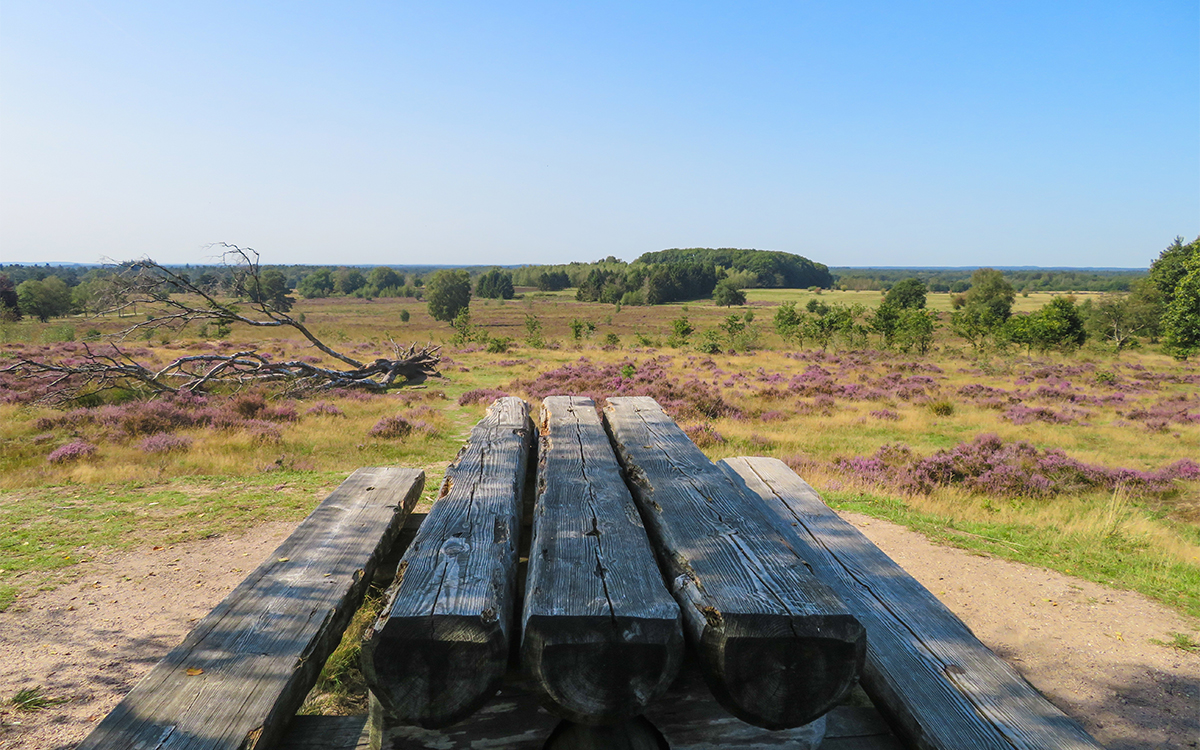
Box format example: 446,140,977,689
0,514,1196,750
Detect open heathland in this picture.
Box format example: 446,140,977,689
0,287,1197,748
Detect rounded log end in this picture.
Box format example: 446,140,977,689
524,617,684,724
362,617,509,729
700,614,866,730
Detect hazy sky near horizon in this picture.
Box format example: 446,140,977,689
1,2,1196,269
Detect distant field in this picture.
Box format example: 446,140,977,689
1,289,1197,620
743,287,1105,313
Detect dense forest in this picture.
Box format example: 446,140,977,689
832,267,1145,293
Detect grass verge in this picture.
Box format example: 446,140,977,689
824,489,1200,620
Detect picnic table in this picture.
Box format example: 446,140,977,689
78,396,1105,750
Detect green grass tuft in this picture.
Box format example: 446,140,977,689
9,687,67,711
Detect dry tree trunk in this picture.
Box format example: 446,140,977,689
0,245,441,402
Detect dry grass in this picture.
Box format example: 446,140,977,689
1,289,1197,615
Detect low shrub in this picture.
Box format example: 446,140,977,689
927,400,954,417
139,433,193,454
683,423,725,447
47,440,97,464
369,415,412,439
812,434,1200,499
457,388,509,407
305,402,346,417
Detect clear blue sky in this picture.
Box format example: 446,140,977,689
1,1,1196,268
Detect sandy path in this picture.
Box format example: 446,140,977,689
0,515,1196,750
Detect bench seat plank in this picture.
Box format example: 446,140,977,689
363,397,533,728
721,456,1104,750
602,397,865,730
521,395,683,724
77,466,425,750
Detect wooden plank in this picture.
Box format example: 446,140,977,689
277,715,370,750
601,397,865,730
363,397,533,729
521,395,684,724
721,456,1106,750
77,467,425,750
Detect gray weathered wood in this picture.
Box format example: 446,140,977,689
721,456,1106,750
602,397,865,730
521,396,684,724
363,397,533,728
277,715,371,750
366,657,902,750
77,467,425,750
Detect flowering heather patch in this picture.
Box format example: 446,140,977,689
759,410,787,422
47,439,97,464
458,388,510,406
258,404,299,422
404,405,440,420
684,423,725,447
957,384,1017,403
1031,382,1100,405
139,433,193,454
370,415,413,439
406,419,439,438
244,420,284,444
1122,395,1200,431
326,387,380,402
814,434,1199,499
511,357,743,421
305,402,346,417
96,401,196,437
870,409,900,421
393,389,448,404
1002,404,1078,425
796,395,837,416
230,393,267,418
887,360,944,374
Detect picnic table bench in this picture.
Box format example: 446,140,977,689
79,396,1105,750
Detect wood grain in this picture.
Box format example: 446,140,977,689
721,456,1105,750
602,397,865,730
521,396,683,724
76,466,425,750
363,397,533,729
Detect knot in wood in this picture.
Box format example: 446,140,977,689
440,538,471,556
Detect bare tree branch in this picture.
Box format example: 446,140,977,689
1,247,441,402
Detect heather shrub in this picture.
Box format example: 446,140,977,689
747,434,774,451
684,423,725,447
818,434,1199,499
243,420,283,444
1002,404,1075,425
457,388,509,406
869,409,900,421
230,392,267,418
370,415,413,439
105,401,194,436
139,433,193,454
47,439,97,464
305,402,345,417
259,404,299,422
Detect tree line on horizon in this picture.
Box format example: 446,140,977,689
3,239,1196,357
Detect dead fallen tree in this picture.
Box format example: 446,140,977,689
0,245,441,401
